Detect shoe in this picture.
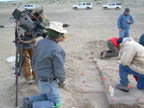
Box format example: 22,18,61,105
100,51,104,59
116,84,129,92
22,98,32,108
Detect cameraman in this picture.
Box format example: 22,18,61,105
17,7,49,83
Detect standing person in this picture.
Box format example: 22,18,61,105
32,7,50,28
117,8,134,38
22,22,67,108
116,37,144,92
17,7,49,83
16,9,37,83
101,37,120,59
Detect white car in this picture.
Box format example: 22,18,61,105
24,4,36,10
103,3,122,10
73,2,92,10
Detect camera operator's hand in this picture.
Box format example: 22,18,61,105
42,32,48,38
58,81,65,88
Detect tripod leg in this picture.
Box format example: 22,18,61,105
15,74,19,107
15,47,19,107
15,46,24,107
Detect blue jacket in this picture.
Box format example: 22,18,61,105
117,13,134,30
32,39,66,82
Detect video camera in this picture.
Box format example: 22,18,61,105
12,8,47,41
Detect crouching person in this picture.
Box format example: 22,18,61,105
22,22,67,108
101,37,119,59
116,37,144,92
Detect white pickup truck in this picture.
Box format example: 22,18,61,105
73,2,92,10
103,3,122,10
24,4,36,10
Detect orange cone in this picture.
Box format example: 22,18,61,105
128,85,133,89
136,98,140,102
80,72,84,76
103,77,107,81
80,89,84,93
112,98,115,102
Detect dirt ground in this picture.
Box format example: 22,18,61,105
0,3,144,108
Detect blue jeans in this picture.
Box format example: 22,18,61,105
119,30,129,38
28,80,61,108
119,64,144,90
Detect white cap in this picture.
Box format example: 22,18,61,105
48,21,67,34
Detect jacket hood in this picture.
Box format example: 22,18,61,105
122,37,133,44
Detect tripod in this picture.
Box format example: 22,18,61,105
15,42,25,107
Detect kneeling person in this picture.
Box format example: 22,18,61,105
101,37,119,59
116,37,144,92
22,22,67,108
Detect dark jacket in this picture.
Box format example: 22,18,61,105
32,39,66,82
139,34,144,46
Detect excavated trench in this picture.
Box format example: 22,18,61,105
7,41,144,108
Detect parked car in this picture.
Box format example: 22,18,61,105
73,2,92,10
103,3,122,10
24,4,36,10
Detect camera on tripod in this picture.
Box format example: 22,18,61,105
12,8,47,42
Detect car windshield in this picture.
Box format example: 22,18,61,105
108,4,113,6
116,3,121,5
78,3,82,5
86,3,91,5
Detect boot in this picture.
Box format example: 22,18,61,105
100,51,104,59
116,84,129,92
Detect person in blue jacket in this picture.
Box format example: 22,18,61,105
117,8,134,38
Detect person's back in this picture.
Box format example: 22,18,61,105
109,37,119,48
120,40,144,74
33,38,65,79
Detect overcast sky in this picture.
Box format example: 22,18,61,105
0,0,20,2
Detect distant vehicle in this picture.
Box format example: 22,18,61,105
103,3,122,10
24,4,36,10
73,2,92,10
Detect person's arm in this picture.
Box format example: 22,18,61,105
120,44,136,66
117,15,122,31
32,49,36,68
53,51,65,82
32,43,38,68
130,16,134,24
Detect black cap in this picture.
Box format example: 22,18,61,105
124,8,130,13
117,38,123,45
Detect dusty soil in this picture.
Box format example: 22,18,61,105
0,4,144,108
